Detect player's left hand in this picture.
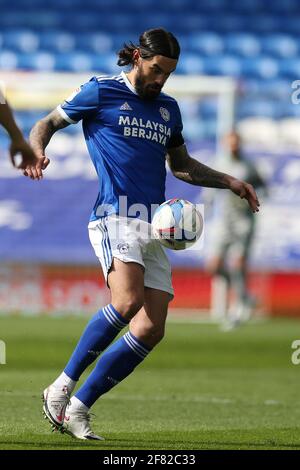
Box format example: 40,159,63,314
10,139,39,170
23,154,50,180
229,178,260,213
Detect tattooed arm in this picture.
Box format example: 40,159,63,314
167,144,260,213
24,109,70,180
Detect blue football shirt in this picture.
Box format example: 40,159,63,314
57,71,184,222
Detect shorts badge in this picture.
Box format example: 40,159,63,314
117,243,130,254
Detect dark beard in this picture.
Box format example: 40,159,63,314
135,73,161,101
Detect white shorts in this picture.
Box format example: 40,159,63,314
88,215,174,298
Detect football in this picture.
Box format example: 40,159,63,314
152,198,203,250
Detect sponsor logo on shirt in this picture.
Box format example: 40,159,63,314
118,115,171,146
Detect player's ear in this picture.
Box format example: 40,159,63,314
132,48,140,66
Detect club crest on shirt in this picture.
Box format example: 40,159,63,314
159,107,170,122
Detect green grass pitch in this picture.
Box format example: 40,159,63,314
0,315,299,450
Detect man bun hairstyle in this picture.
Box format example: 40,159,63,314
117,28,180,66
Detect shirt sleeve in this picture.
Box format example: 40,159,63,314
167,101,184,149
57,76,100,124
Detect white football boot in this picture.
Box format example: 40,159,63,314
42,385,70,429
62,406,104,441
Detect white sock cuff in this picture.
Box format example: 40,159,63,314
70,396,90,412
53,371,77,393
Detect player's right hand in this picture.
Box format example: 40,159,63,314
23,155,50,180
228,177,260,213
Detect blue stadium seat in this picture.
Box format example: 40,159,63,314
237,99,280,119
198,99,218,118
174,35,190,52
110,34,132,54
62,12,104,31
3,30,39,52
280,58,300,79
77,33,114,54
0,50,18,70
39,31,75,53
188,32,224,56
280,102,300,118
176,54,205,74
241,56,279,79
262,0,300,13
209,14,247,32
54,52,93,72
225,33,261,57
171,14,212,33
156,0,195,12
134,13,203,33
0,11,62,30
226,0,265,13
91,54,120,74
280,17,300,35
244,78,291,100
95,0,155,11
50,0,88,8
202,55,242,77
246,15,283,33
17,52,55,71
261,35,298,58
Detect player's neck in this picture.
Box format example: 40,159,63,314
125,70,137,90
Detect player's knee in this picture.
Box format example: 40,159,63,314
141,324,165,347
126,297,144,317
151,328,165,345
114,295,144,319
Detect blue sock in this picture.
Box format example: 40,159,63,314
75,331,151,408
64,304,128,381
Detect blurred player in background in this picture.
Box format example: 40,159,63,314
208,131,267,329
25,29,260,441
0,89,38,169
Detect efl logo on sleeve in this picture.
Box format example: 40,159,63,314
65,87,81,103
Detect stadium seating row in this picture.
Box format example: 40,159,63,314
1,12,300,33
1,0,299,121
2,0,300,10
1,31,300,59
1,49,300,82
1,0,300,12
